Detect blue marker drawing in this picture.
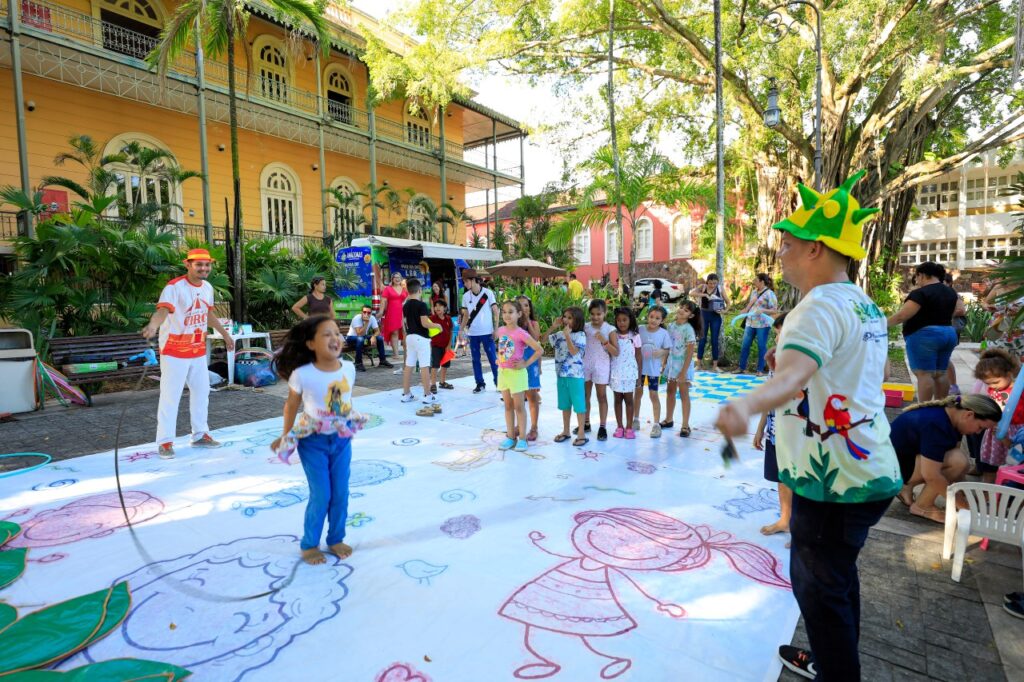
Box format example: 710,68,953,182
396,560,448,585
201,470,237,479
440,489,477,503
349,460,405,487
713,484,780,519
31,479,77,491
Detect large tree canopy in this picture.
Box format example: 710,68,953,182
366,0,1024,282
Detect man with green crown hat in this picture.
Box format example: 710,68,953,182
717,170,902,680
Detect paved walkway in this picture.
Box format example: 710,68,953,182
2,346,1021,680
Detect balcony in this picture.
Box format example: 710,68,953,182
1,0,524,189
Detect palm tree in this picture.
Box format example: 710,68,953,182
41,134,125,205
147,0,331,321
356,181,405,234
325,185,366,246
546,144,713,293
399,195,461,242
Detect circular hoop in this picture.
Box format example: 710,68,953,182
0,453,53,479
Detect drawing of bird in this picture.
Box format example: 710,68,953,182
823,394,870,460
396,560,448,585
796,388,813,436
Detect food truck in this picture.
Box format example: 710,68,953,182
334,236,504,319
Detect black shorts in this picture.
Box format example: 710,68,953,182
763,440,779,483
430,346,451,369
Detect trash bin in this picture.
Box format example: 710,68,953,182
0,328,37,414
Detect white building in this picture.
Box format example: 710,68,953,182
901,146,1024,271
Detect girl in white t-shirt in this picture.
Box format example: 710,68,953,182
271,316,366,566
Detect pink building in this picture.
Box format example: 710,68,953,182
467,199,714,289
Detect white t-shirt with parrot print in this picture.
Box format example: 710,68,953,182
774,282,902,503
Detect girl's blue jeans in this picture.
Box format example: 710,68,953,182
297,433,352,551
698,310,722,361
738,326,770,372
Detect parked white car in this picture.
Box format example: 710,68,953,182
633,278,686,303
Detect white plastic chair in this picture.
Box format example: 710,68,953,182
942,482,1024,588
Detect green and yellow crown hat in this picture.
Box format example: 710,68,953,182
772,169,879,260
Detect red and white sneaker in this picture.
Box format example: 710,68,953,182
158,443,175,460
778,645,816,679
191,434,221,448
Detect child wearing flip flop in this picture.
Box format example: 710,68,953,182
496,300,544,452
609,307,642,439
548,306,588,446
663,300,702,438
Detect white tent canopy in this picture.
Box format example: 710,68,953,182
349,236,504,263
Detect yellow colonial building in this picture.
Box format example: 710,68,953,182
0,0,525,261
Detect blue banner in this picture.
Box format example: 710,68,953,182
335,246,373,297
388,249,431,291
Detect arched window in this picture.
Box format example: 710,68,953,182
407,194,433,239
405,104,431,149
94,0,163,59
254,36,289,103
605,222,619,264
671,214,692,258
635,217,653,260
324,66,354,124
573,230,590,265
103,132,182,224
329,177,361,237
260,163,302,235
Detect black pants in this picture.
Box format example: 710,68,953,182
347,335,386,365
789,494,892,681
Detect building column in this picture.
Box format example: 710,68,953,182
368,101,379,235
194,18,213,243
519,133,525,197
6,0,32,238
492,120,498,234
957,159,968,270
315,54,328,240
438,106,448,243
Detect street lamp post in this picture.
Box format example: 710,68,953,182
759,1,823,191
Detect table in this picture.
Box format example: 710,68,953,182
206,331,273,385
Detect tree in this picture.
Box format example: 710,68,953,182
546,144,713,289
148,0,331,321
399,195,462,241
365,0,1023,289
506,191,574,268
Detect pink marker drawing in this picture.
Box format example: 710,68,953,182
7,491,163,554
498,508,790,679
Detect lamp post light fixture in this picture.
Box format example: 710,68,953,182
764,78,781,129
758,2,823,190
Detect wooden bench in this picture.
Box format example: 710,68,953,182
270,317,381,365
49,334,157,403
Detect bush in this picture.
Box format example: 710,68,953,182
962,301,992,343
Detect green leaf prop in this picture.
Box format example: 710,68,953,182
0,549,27,591
80,582,130,650
0,604,16,630
0,583,125,675
0,522,21,548
1,658,192,681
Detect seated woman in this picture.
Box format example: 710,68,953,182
889,394,1002,523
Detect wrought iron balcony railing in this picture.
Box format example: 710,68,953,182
3,0,506,168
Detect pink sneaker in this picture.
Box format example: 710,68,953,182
613,427,625,438
625,429,636,439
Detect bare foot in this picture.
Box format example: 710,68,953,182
909,504,944,523
301,548,326,565
897,486,914,507
328,542,353,559
760,520,790,536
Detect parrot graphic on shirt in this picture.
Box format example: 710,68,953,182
823,394,870,460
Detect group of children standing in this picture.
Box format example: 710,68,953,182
488,297,705,452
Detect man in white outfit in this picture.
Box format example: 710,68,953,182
141,248,233,459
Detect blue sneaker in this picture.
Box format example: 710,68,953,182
515,439,528,452
499,437,516,450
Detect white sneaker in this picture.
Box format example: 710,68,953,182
400,393,416,403
632,418,640,431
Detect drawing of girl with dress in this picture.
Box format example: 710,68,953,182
498,508,790,679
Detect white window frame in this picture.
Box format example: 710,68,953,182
102,132,183,223
635,217,653,261
260,162,302,235
253,35,291,104
670,214,692,258
323,64,356,124
329,176,361,235
605,222,619,264
573,230,591,265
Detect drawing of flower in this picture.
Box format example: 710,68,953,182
440,514,481,539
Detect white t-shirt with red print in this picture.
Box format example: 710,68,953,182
157,276,215,359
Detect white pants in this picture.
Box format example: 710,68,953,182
405,334,432,369
156,354,210,446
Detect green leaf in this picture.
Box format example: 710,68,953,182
81,582,131,650
0,522,21,548
0,549,27,590
2,658,193,681
0,603,16,630
0,585,116,674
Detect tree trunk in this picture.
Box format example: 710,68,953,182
226,15,245,322
753,153,790,277
607,0,625,303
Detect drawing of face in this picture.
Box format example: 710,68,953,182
570,509,703,571
81,535,351,681
8,492,163,549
